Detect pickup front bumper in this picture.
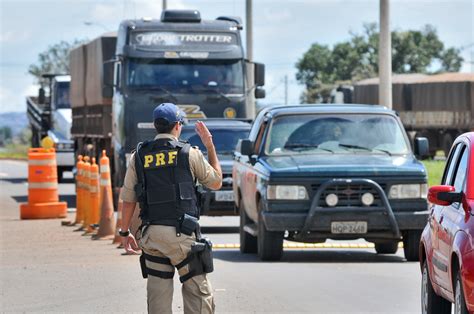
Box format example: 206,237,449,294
262,179,429,241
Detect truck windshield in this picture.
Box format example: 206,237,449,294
127,58,244,94
180,128,249,154
55,82,70,109
266,114,410,156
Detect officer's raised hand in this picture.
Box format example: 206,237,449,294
195,120,213,148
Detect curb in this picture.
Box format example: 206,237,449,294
213,242,404,250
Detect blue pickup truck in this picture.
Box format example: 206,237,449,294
233,104,430,261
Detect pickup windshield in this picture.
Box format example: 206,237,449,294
127,58,244,94
180,128,249,154
265,114,410,155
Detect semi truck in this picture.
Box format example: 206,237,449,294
70,10,265,198
353,73,474,157
26,74,74,181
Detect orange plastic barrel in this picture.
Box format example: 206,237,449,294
20,148,67,219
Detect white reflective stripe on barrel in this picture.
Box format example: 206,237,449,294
29,159,56,166
29,182,58,189
100,179,111,186
100,165,110,173
89,186,99,193
90,173,99,180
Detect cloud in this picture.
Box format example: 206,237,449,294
0,30,31,44
262,7,292,23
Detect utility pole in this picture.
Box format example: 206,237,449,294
162,0,167,11
246,0,253,61
379,0,392,109
284,75,288,105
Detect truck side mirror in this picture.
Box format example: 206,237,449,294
103,60,115,98
237,139,254,156
255,88,266,99
414,137,429,160
254,62,265,87
103,60,115,87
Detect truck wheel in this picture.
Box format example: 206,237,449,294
257,201,283,261
454,270,468,314
421,262,451,314
239,199,257,254
374,241,399,254
403,230,422,261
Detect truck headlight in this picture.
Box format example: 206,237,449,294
267,185,308,200
389,184,428,199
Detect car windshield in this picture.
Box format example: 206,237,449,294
180,128,249,154
265,114,410,155
127,58,244,94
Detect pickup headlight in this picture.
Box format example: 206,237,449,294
267,185,308,200
389,184,428,199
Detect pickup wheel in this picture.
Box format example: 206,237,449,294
403,230,422,261
239,200,257,254
374,241,399,254
257,201,283,261
421,262,451,314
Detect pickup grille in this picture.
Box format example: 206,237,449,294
311,182,387,207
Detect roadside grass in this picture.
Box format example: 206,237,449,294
0,143,29,160
422,159,446,187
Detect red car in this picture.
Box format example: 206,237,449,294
420,132,474,313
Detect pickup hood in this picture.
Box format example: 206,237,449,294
260,154,426,178
218,154,233,174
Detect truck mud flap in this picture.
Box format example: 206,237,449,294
295,178,401,241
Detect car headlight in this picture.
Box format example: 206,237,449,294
389,184,428,199
267,185,308,200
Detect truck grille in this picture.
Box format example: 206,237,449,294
311,182,387,207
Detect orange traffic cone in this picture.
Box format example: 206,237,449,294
92,151,115,240
20,148,67,219
112,190,124,247
62,155,84,226
81,157,92,234
85,157,100,234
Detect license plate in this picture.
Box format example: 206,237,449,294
215,191,234,202
331,221,367,234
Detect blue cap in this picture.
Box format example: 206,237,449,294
153,103,185,124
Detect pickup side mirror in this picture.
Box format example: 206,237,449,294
237,139,254,156
254,62,265,87
428,185,463,206
414,137,429,159
255,88,266,99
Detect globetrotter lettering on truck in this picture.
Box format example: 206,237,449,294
132,32,235,46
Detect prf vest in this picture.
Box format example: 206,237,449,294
135,138,199,223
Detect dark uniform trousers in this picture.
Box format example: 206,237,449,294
139,225,215,314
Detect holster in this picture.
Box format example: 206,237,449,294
192,238,214,273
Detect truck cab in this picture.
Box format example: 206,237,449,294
105,10,265,189
27,75,74,181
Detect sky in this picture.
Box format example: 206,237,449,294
0,0,473,113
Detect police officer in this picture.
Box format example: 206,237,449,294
120,103,222,314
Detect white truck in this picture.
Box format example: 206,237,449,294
26,74,74,181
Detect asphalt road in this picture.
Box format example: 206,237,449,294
0,160,422,313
